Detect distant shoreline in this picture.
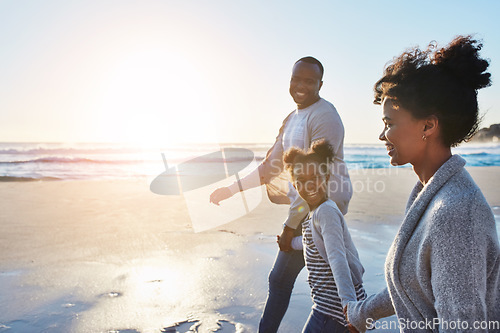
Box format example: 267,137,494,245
1,141,499,181
471,123,500,143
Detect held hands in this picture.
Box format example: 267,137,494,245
277,225,295,252
344,305,360,333
209,187,233,205
346,322,360,333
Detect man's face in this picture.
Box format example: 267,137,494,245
289,61,323,109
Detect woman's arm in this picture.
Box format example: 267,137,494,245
429,191,495,329
346,288,395,333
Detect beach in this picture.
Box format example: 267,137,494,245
0,167,499,333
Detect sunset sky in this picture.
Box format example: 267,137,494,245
2,0,500,145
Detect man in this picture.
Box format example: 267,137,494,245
210,56,352,332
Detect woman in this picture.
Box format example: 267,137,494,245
345,35,500,332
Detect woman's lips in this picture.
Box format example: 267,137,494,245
386,144,395,156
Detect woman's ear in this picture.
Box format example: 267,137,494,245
423,115,439,138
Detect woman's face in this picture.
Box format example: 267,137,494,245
379,98,427,166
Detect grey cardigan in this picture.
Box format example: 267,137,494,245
348,155,500,332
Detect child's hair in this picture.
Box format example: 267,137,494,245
283,139,335,179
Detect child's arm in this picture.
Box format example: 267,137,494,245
315,205,357,308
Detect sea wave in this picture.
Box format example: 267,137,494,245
462,152,489,156
1,142,499,181
0,145,144,156
0,157,142,165
0,176,62,182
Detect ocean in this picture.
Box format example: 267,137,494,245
1,141,500,181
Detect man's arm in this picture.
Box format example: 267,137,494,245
210,111,292,205
309,108,343,153
309,105,352,215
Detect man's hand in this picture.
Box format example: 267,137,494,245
209,187,233,205
277,225,295,252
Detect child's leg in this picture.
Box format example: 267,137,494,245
302,309,349,333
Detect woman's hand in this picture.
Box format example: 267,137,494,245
209,187,233,205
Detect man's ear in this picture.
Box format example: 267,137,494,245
319,81,323,91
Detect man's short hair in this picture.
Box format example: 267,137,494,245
295,56,324,80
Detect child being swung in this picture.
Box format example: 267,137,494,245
283,139,366,333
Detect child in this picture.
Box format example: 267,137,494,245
283,139,366,333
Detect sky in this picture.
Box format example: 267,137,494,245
1,0,500,145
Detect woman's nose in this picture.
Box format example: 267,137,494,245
379,129,386,141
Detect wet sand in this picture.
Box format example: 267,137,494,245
0,167,498,332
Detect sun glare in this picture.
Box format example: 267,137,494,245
95,49,218,147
